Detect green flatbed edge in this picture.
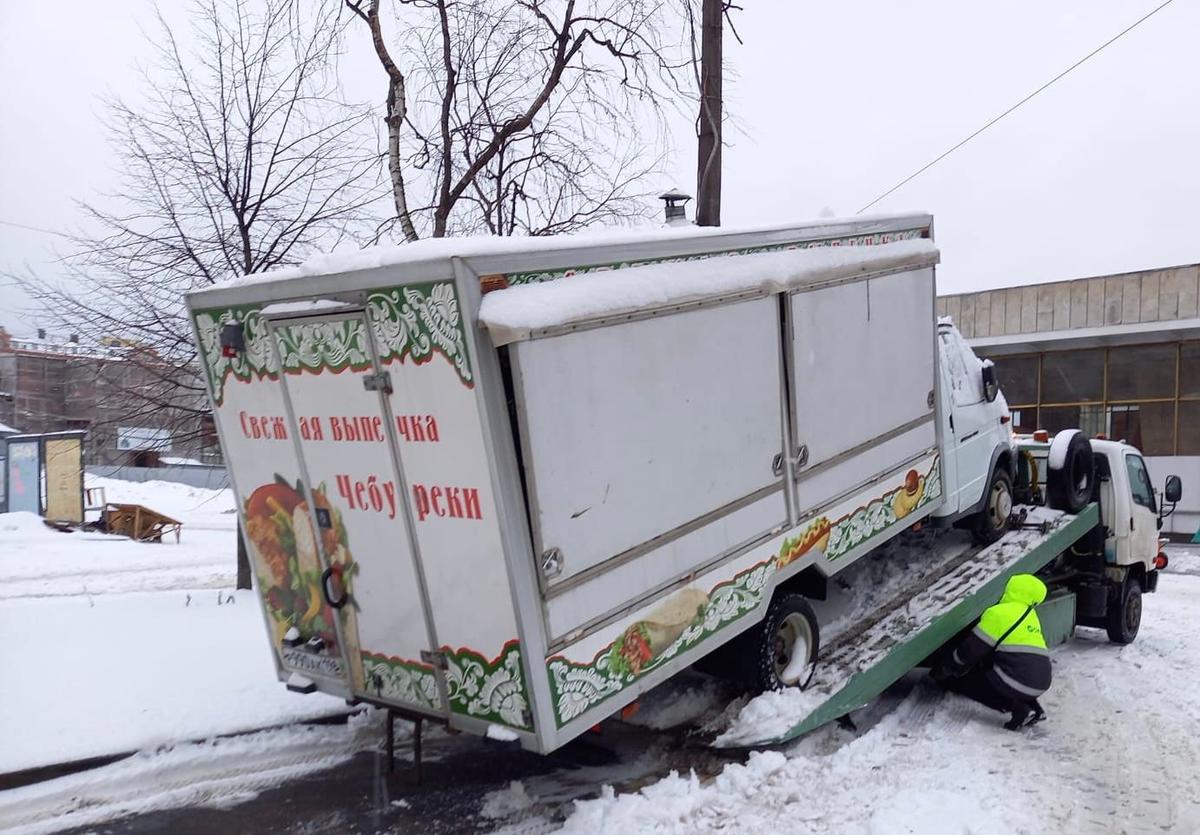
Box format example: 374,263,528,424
749,503,1099,746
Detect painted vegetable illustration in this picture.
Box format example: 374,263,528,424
243,475,355,652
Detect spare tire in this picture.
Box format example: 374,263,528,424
1047,429,1094,513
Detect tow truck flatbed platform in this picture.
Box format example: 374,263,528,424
716,503,1099,748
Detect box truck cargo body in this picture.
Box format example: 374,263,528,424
186,213,1014,753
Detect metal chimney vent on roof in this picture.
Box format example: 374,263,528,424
659,189,692,226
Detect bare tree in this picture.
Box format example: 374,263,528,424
346,0,695,239
19,0,383,455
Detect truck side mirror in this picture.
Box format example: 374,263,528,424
980,361,999,403
1164,475,1182,504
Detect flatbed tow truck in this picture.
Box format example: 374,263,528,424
716,431,1183,749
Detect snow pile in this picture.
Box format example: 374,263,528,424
0,589,347,774
479,239,938,345
481,781,536,820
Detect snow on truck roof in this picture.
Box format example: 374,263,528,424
479,238,939,345
205,211,930,291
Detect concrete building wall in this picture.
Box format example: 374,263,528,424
938,264,1200,339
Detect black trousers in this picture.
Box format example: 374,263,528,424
946,666,1035,715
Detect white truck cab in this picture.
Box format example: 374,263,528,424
1017,430,1183,643
932,319,1017,543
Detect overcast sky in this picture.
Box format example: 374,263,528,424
1,0,1197,336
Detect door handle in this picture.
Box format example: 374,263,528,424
321,564,349,609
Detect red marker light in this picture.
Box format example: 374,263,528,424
1033,430,1050,442
1154,553,1169,570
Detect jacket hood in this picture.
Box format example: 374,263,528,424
1001,573,1047,606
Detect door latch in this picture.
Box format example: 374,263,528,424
541,547,564,580
420,649,448,670
773,446,809,479
362,370,393,393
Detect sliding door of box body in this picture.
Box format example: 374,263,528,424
788,268,939,538
510,297,788,644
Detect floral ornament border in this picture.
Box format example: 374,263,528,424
365,281,474,388
361,652,442,713
193,280,475,405
444,641,532,730
193,305,277,406
360,642,532,731
505,229,924,286
546,560,775,727
544,455,941,726
825,456,942,561
274,317,373,376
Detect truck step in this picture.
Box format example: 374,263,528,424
713,503,1100,749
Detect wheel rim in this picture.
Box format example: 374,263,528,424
987,480,1012,529
1126,592,1142,633
772,612,813,686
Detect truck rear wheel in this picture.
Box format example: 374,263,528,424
748,593,820,692
1047,430,1094,514
972,467,1013,545
1106,574,1142,644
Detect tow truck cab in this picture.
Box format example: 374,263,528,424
1018,434,1183,643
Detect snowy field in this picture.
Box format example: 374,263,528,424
0,476,346,777
2,480,1198,834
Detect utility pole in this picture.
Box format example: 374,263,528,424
695,0,722,226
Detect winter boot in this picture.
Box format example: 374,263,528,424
1004,705,1030,731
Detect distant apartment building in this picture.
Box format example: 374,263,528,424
0,327,219,465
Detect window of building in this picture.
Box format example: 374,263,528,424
1009,407,1038,435
1181,342,1200,398
982,340,1196,455
1107,344,1176,401
1107,403,1174,456
1125,454,1156,512
1179,401,1200,455
1038,404,1105,438
1041,350,1103,403
990,355,1038,407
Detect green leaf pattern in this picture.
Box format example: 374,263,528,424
444,643,531,729
365,282,473,386
547,559,773,726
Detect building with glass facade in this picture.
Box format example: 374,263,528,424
938,263,1199,539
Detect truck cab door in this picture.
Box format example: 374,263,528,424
1123,452,1159,566
937,326,991,513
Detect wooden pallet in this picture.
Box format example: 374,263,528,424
102,503,183,543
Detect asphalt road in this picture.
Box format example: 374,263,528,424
56,717,738,835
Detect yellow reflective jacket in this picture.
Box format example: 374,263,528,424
949,573,1052,697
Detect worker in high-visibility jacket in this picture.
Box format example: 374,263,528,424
935,573,1052,730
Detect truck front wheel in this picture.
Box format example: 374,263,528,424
972,467,1013,545
1106,574,1142,644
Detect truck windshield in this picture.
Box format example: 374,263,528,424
1125,454,1156,513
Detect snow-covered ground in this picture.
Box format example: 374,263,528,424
1,476,238,600
0,476,346,776
547,569,1200,835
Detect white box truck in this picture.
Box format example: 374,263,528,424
186,213,1016,753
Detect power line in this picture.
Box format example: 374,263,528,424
0,218,72,238
857,0,1178,215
